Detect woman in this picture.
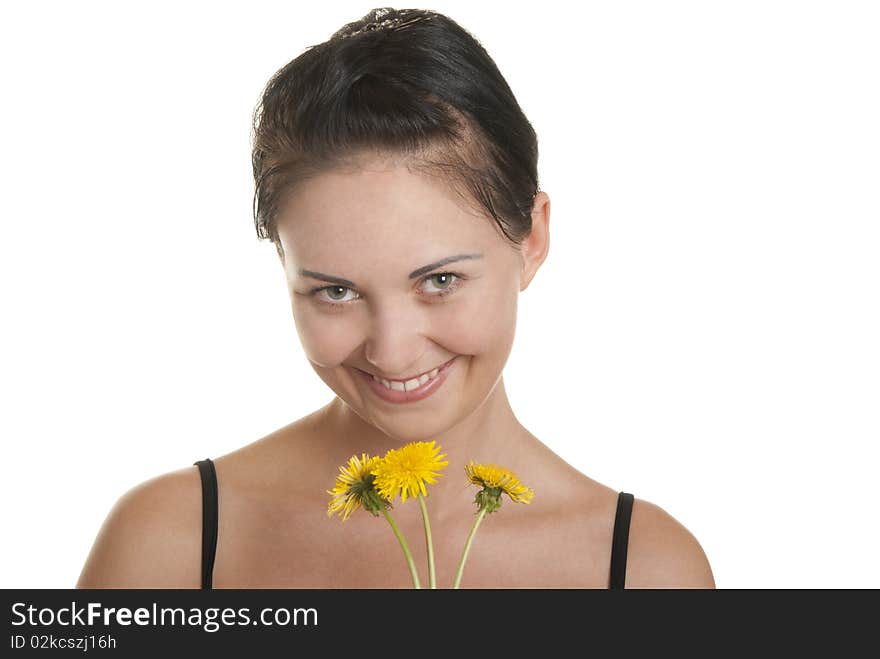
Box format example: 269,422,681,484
77,7,715,589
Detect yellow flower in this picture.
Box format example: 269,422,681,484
464,461,535,513
327,453,389,521
372,441,449,503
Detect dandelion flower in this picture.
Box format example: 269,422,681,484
326,453,389,522
454,461,535,588
465,461,535,512
326,452,421,588
372,441,449,503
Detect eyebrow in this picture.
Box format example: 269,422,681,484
298,253,484,288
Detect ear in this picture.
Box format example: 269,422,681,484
519,191,551,292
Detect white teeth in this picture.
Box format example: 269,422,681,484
371,367,441,392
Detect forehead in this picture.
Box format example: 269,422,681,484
276,158,498,260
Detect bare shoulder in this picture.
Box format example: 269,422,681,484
76,464,203,589
624,496,716,588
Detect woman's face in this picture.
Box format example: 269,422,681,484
276,156,533,441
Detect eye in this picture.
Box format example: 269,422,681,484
309,272,467,309
314,285,358,305
421,272,461,296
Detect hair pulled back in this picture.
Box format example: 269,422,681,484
251,7,539,260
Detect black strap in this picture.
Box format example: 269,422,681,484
193,459,218,590
609,491,634,589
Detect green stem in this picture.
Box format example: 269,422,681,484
453,507,487,589
417,494,436,589
380,508,421,589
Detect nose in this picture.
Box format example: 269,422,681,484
362,299,429,377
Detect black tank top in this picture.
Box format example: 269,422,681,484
193,458,635,589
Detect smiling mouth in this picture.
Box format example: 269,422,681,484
356,357,457,387
353,356,458,401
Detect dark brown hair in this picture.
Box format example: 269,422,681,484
251,7,539,260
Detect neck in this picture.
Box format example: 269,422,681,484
319,376,528,520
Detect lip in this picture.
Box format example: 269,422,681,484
352,357,458,404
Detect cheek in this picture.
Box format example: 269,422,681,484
290,297,364,368
445,289,518,358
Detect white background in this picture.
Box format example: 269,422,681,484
1,1,877,588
